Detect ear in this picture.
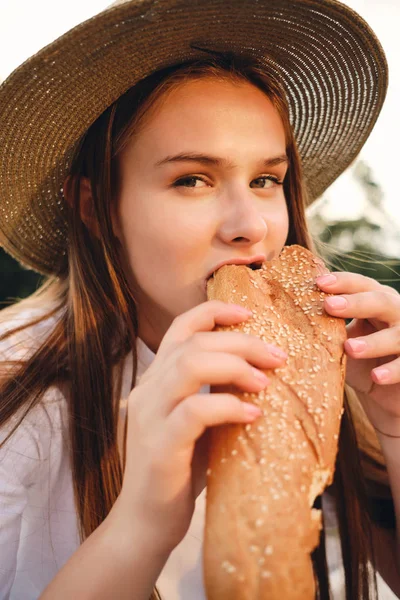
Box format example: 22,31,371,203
63,175,100,238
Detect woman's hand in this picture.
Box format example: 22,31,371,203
116,300,287,555
316,272,400,436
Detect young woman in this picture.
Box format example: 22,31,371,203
0,0,399,599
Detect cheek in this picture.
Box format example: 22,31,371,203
119,197,198,278
280,208,290,240
264,202,289,240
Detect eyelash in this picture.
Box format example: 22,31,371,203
173,174,284,189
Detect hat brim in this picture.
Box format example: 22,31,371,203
0,0,388,274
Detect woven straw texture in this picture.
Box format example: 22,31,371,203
0,0,388,275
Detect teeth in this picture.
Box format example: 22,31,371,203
207,262,263,282
208,263,262,280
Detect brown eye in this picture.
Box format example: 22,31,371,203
250,176,281,189
173,175,208,188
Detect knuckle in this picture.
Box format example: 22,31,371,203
360,273,373,285
381,284,399,297
385,290,400,312
177,347,200,377
180,396,200,424
190,332,206,350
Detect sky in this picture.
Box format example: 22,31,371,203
0,0,399,235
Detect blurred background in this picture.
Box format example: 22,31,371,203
0,0,399,307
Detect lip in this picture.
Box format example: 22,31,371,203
204,254,266,291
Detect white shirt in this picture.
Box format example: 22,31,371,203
0,308,346,599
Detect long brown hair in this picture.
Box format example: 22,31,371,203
0,51,392,599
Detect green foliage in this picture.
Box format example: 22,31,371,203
0,248,43,308
308,160,400,294
313,239,400,294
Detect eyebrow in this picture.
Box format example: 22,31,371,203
154,152,289,170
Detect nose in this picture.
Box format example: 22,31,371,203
217,189,268,245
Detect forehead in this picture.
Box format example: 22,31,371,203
132,76,287,154
147,76,280,121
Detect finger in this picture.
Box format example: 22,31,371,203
158,300,252,356
190,330,288,364
162,350,271,411
166,392,262,452
316,271,399,297
346,316,378,339
345,325,400,359
323,290,400,326
371,356,400,386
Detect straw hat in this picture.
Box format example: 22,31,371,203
0,0,388,275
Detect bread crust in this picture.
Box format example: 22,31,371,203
203,245,347,599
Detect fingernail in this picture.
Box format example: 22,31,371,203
326,296,347,309
244,403,263,419
347,339,367,353
234,305,253,315
252,368,270,385
373,368,390,383
316,274,337,286
266,345,288,359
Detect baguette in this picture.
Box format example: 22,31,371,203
203,244,347,599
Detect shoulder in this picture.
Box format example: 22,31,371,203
0,376,69,443
0,304,69,482
0,303,69,429
0,304,62,362
0,384,68,489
